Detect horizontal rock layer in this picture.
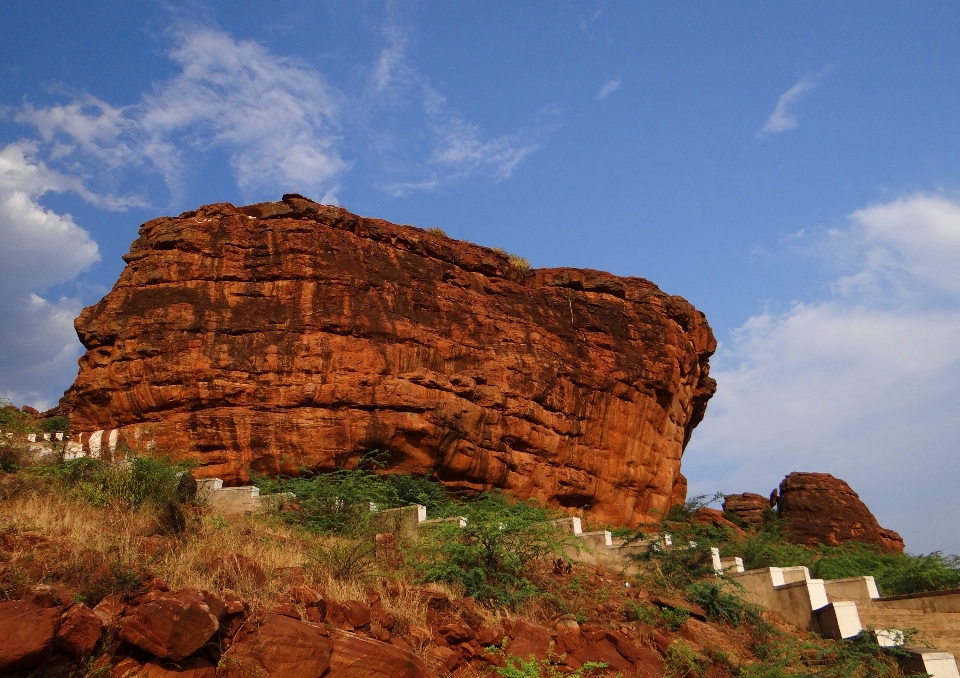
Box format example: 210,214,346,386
62,195,716,526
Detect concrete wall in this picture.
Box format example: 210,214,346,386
824,576,880,603
870,589,960,614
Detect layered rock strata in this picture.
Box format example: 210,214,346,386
61,195,716,526
777,472,904,552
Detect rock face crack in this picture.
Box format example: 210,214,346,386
61,195,716,526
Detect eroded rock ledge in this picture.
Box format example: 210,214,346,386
61,194,716,526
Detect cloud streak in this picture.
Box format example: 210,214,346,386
596,77,621,100
686,194,960,552
757,67,831,137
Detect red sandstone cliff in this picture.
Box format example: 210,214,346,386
61,195,716,526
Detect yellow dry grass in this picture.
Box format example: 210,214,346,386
0,480,485,632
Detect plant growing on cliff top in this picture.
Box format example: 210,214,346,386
407,492,575,608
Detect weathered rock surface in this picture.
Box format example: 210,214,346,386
777,472,905,552
220,614,331,678
118,590,219,661
722,492,772,528
329,628,431,678
0,600,59,671
55,603,103,656
62,195,716,525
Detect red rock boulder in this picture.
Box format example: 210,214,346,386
0,600,60,672
722,492,772,528
329,629,431,678
56,603,104,656
61,195,716,527
777,472,905,552
219,614,331,678
118,590,219,661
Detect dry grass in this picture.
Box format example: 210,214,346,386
0,479,485,632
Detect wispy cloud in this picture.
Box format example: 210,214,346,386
18,28,348,204
360,21,554,193
686,194,960,552
757,66,832,138
595,77,621,100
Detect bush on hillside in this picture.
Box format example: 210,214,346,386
408,492,574,607
256,453,452,536
31,453,197,510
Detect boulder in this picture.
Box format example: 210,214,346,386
570,630,632,671
506,619,552,661
118,590,219,661
93,594,127,628
326,600,371,630
722,493,771,528
438,620,474,644
777,472,905,552
219,614,331,678
0,600,59,671
56,603,103,656
61,196,716,527
329,629,432,677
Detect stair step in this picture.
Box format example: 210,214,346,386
857,609,960,660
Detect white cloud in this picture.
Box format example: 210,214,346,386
0,143,101,411
429,113,539,181
17,24,543,203
596,77,621,100
361,24,550,191
686,194,960,553
757,67,831,137
17,29,347,203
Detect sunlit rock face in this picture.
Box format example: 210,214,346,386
777,472,905,553
61,194,716,526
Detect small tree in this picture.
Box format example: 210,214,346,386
408,492,574,607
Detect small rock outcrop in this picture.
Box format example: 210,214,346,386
61,195,716,526
777,472,904,552
722,492,772,528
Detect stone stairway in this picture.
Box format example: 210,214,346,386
725,560,960,677
858,607,960,660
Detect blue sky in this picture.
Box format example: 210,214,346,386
2,1,959,552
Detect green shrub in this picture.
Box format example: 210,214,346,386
659,606,691,631
684,580,757,627
426,227,448,236
408,492,573,607
623,600,658,625
664,639,706,678
488,641,607,678
33,453,196,509
736,517,960,596
508,254,532,274
381,473,450,512
0,439,28,473
255,453,404,536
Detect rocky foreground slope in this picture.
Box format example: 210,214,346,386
61,195,716,526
